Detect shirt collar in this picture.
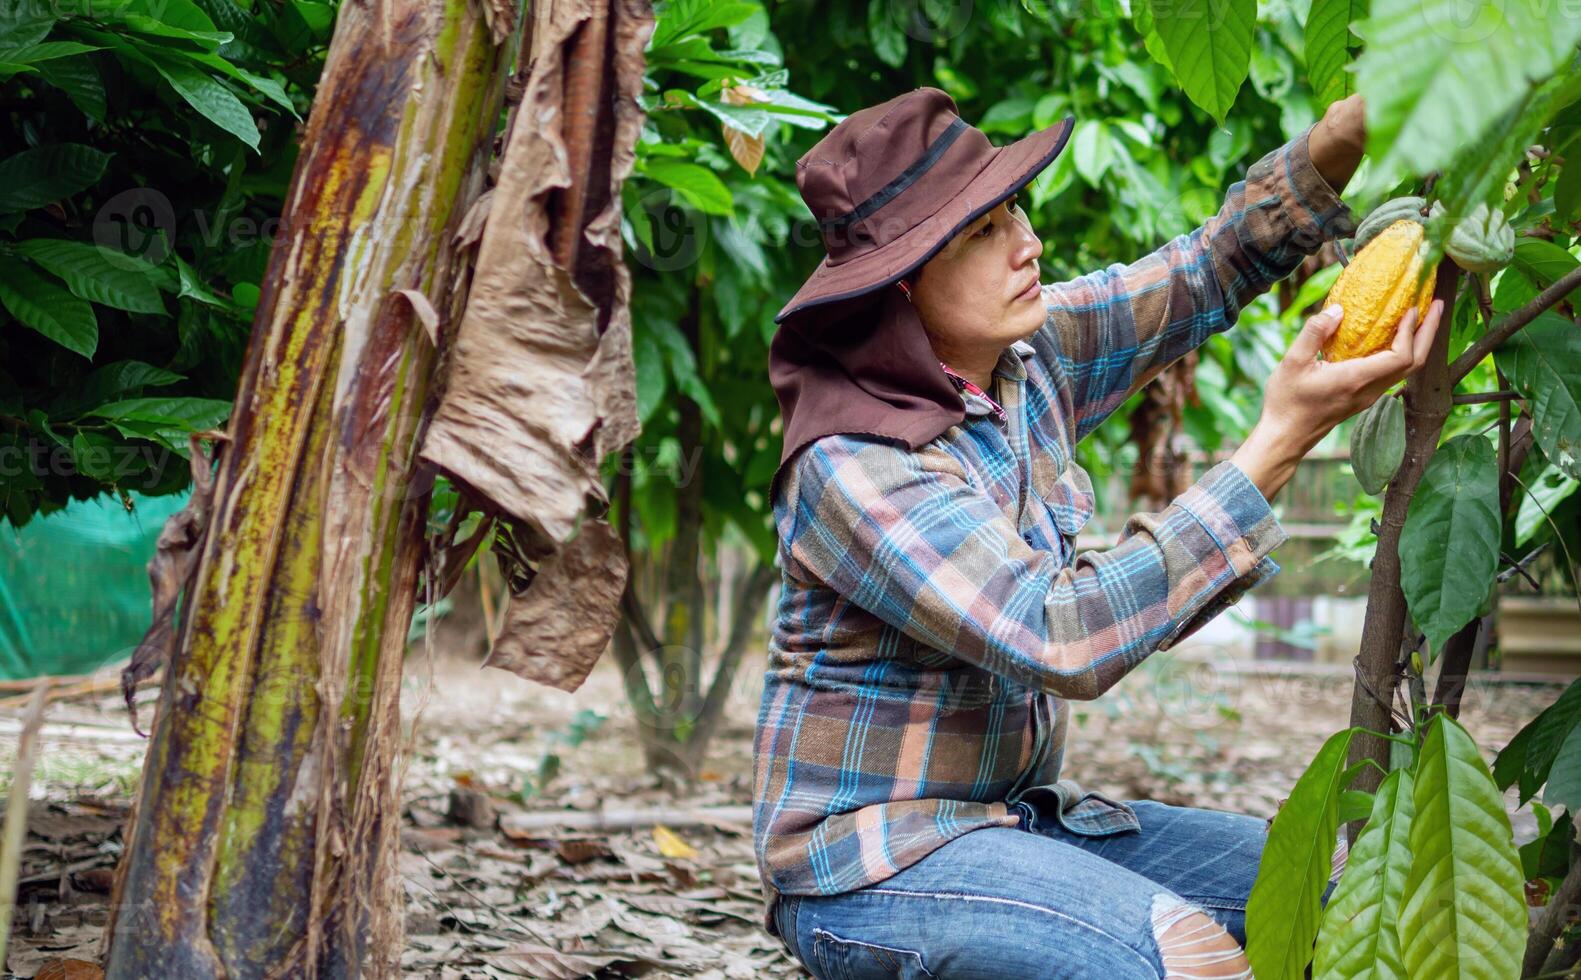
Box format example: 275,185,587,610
938,340,1035,419
996,338,1035,381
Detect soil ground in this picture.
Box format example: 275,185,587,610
2,640,1564,978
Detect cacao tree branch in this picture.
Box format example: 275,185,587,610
1449,264,1581,384
1525,853,1581,977
1451,390,1521,404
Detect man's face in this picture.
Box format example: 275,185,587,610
912,192,1047,353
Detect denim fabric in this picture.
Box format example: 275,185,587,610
772,791,1340,979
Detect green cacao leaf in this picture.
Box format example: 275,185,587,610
1400,434,1500,652
1247,727,1356,980
1304,0,1366,107
13,238,166,314
1142,0,1254,125
1496,313,1581,479
1495,678,1581,804
1398,713,1526,980
0,260,97,357
1313,767,1414,980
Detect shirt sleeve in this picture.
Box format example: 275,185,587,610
778,435,1289,700
1039,120,1358,445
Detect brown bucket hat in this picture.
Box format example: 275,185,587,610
775,86,1074,324
767,87,1074,498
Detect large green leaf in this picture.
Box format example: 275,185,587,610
1514,465,1578,546
1071,119,1115,187
86,396,233,430
149,53,261,150
1398,713,1526,980
648,0,760,50
50,360,185,418
36,55,107,122
1312,767,1414,980
1432,63,1581,222
1541,716,1581,813
1399,434,1500,652
640,159,733,216
1131,0,1174,73
1304,0,1366,107
1511,238,1581,292
0,260,97,358
1143,0,1254,124
1247,727,1356,980
1351,0,1581,193
866,0,907,69
1496,312,1581,479
13,239,166,314
0,143,111,213
1495,678,1581,803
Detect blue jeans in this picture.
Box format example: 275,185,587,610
772,791,1343,978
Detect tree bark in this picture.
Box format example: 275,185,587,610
1345,261,1461,810
104,0,514,974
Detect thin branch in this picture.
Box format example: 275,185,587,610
1525,854,1581,977
1451,390,1522,404
1499,550,1545,591
1499,542,1552,585
1449,264,1581,384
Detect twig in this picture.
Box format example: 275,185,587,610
0,670,162,711
1501,550,1546,591
1473,271,1496,327
418,850,553,945
0,686,49,970
1451,390,1522,405
1449,265,1581,384
500,804,752,835
0,674,94,694
1500,542,1552,584
1352,655,1412,732
1508,472,1581,615
1526,854,1581,976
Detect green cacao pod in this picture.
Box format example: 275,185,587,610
1350,393,1407,494
1354,196,1427,250
1433,200,1515,273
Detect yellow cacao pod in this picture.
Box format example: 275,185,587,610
1321,219,1436,361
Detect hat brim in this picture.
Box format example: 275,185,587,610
773,114,1075,326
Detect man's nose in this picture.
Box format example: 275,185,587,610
1015,219,1042,262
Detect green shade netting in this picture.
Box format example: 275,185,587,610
0,490,189,680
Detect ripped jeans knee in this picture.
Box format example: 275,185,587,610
1150,894,1253,980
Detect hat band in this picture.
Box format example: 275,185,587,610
818,117,968,235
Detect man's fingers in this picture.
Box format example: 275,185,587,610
1389,305,1417,361
1412,299,1444,367
1291,304,1344,361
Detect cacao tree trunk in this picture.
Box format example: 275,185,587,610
103,0,516,974
1344,260,1461,811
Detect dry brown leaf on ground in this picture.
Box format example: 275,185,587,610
485,942,664,978
34,960,103,980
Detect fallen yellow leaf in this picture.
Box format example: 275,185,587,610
653,823,698,860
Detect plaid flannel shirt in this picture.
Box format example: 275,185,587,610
752,121,1357,938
